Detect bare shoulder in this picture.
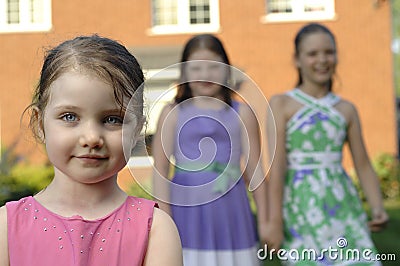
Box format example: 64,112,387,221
270,93,299,110
0,205,9,266
151,207,177,230
155,102,178,131
269,93,301,121
0,205,7,236
144,208,182,266
237,101,256,118
269,93,290,106
0,205,6,220
336,98,357,111
159,102,177,118
335,98,359,124
161,102,176,112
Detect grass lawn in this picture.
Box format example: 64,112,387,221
262,200,400,266
129,182,399,265
370,200,400,266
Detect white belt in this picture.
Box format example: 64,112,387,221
287,151,342,170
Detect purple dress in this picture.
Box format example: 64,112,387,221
170,100,259,266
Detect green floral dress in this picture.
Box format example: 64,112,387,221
282,89,380,265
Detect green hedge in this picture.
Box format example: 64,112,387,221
0,144,53,206
0,164,53,206
350,153,400,201
126,179,153,200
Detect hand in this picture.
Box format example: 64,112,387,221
257,221,269,246
264,221,284,251
368,208,389,232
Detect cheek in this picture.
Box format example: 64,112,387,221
122,117,141,151
108,129,123,144
296,57,306,69
211,71,226,84
44,133,72,164
184,68,198,81
110,131,127,156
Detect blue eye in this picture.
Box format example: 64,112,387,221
61,113,77,122
105,116,123,125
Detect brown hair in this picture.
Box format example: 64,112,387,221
175,34,232,106
294,23,337,91
28,34,144,140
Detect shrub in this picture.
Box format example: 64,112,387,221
350,153,400,201
126,179,153,200
0,144,53,206
0,164,53,206
372,153,400,199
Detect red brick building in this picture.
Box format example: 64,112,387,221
0,0,396,184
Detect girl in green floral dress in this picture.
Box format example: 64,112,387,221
265,23,389,265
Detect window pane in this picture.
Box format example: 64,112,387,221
152,0,177,26
189,0,211,24
7,0,20,24
304,0,325,12
267,0,292,13
30,0,44,23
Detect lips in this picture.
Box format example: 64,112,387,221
314,66,329,72
74,154,108,165
193,81,211,85
76,154,108,159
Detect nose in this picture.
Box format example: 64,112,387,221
192,66,210,82
317,53,328,63
196,63,214,81
79,121,104,149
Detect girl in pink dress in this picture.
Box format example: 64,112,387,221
0,35,182,266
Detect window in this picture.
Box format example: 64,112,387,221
150,0,219,35
263,0,335,22
0,0,52,33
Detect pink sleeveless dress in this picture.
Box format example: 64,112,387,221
6,196,157,266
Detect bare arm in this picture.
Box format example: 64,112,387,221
265,95,288,250
239,103,268,244
0,206,9,266
345,102,388,230
152,104,176,215
143,208,183,266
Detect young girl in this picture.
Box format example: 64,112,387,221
266,23,389,265
0,35,182,266
152,34,268,266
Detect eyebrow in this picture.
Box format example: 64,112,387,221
53,105,82,112
53,105,123,115
104,109,125,115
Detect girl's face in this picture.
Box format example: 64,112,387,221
185,49,227,98
296,32,337,89
40,70,137,184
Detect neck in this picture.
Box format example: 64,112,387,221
298,84,330,99
34,173,127,219
192,95,227,110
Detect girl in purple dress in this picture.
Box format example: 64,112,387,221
152,34,268,266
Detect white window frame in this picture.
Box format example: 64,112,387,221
0,0,52,33
261,0,336,23
142,68,179,136
149,0,220,35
